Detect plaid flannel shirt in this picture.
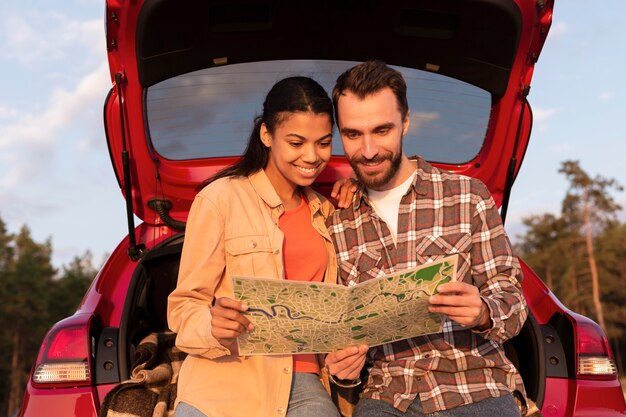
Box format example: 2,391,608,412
326,157,527,414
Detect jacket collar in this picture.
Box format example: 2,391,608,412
301,187,328,217
249,169,283,208
248,169,329,217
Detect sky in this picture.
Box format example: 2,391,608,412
0,0,625,270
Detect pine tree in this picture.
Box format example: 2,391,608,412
594,223,626,371
4,226,56,417
516,161,625,373
0,217,99,417
0,218,15,417
49,251,98,321
559,160,623,331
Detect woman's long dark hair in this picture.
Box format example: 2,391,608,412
203,76,334,186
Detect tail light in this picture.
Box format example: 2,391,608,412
31,314,95,388
572,314,618,379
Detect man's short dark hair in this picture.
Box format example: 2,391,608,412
333,60,409,123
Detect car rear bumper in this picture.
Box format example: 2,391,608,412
19,382,117,417
543,377,626,416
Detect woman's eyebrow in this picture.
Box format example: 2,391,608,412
286,133,332,141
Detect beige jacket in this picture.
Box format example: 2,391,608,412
167,170,339,417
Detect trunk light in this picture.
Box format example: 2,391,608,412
574,317,618,378
46,327,89,359
31,315,94,388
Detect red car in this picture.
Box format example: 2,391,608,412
19,0,626,416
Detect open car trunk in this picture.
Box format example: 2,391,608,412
105,0,551,230
116,236,548,408
105,2,554,394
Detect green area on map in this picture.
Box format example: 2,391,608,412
232,254,457,355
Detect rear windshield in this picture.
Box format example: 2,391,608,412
145,60,491,164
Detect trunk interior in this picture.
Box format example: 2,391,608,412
116,234,546,407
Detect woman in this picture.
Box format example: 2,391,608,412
167,76,366,417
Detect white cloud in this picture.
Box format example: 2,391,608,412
533,107,558,123
598,91,614,102
548,143,573,153
0,11,103,65
0,60,109,145
0,105,20,120
532,106,558,133
73,0,104,6
0,14,47,63
47,62,110,133
0,60,110,190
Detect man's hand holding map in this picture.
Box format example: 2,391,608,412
232,254,458,355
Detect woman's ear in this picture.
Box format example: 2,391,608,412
259,123,271,148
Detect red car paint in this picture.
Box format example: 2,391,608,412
19,1,626,416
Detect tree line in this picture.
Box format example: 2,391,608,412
0,222,97,417
514,160,626,372
0,159,623,417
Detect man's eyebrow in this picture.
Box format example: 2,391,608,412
340,127,361,135
374,122,395,131
340,123,395,135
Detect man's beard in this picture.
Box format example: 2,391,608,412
348,148,402,190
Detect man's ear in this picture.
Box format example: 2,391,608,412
259,123,271,148
402,111,411,135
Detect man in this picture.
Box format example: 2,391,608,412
324,60,527,416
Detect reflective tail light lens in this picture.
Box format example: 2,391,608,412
33,362,90,383
578,356,617,376
573,318,618,379
31,315,94,388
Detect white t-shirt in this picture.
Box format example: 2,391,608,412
367,171,416,245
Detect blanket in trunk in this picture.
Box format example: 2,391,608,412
98,331,540,417
99,332,186,417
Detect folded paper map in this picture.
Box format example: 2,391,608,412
232,254,457,355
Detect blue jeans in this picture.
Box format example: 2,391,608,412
174,402,206,417
173,373,339,417
354,394,520,417
286,372,340,417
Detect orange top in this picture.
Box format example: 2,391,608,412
279,195,327,374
